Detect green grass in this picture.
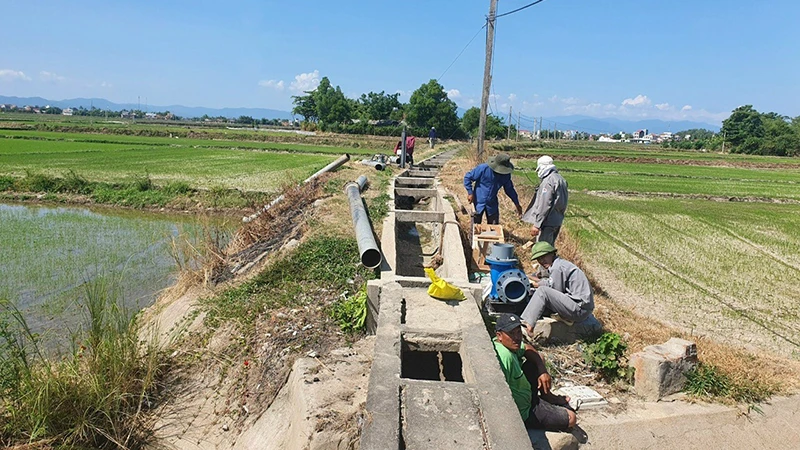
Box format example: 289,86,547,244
515,146,800,358
201,235,375,333
564,192,800,356
0,282,163,448
0,136,344,191
0,129,377,155
684,363,772,403
515,160,800,200
500,142,800,165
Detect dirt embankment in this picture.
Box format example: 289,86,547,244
141,161,397,450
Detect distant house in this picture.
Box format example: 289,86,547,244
120,110,135,119
62,108,73,116
145,112,157,119
598,135,620,143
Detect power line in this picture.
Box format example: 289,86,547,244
437,24,486,82
496,0,547,19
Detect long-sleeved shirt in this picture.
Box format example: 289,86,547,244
463,163,520,216
521,168,568,228
539,257,594,307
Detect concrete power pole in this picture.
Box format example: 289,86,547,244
516,112,520,141
477,0,498,158
506,105,512,141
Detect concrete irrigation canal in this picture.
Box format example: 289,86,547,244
356,150,800,450
359,150,534,448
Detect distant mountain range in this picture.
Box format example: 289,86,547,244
1,96,720,133
543,115,720,134
0,96,293,120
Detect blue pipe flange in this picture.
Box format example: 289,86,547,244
496,269,531,303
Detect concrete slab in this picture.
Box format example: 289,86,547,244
554,385,608,410
407,170,438,178
401,382,486,449
394,187,438,197
395,177,434,188
402,288,462,333
579,395,800,449
533,315,603,344
529,429,580,450
394,210,444,223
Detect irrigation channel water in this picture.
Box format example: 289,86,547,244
0,202,231,346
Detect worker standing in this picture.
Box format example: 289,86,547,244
521,155,568,245
464,153,523,225
429,127,436,149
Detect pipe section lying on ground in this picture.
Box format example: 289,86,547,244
243,153,350,222
345,175,382,269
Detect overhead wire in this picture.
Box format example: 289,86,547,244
496,0,547,19
437,24,486,82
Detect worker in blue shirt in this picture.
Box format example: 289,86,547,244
464,153,523,224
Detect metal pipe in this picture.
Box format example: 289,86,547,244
344,175,382,269
243,153,350,222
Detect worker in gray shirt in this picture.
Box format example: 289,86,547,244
521,241,594,329
521,155,568,245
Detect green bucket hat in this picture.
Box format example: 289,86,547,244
487,153,514,174
531,241,557,260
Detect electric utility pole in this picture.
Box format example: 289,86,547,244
506,105,512,140
477,0,498,158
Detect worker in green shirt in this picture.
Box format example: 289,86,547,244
493,313,577,431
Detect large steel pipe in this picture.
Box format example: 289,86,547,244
345,175,382,269
243,153,350,222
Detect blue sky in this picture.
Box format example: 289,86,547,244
2,0,798,125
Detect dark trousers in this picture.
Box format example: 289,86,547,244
473,210,499,225
521,357,571,431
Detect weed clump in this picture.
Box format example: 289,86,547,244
684,363,773,404
331,287,368,333
583,332,631,382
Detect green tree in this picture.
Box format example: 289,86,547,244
358,91,401,121
459,107,508,139
406,79,460,138
721,105,764,150
313,77,353,127
460,107,480,135
291,93,318,122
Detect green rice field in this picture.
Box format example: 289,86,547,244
0,133,350,191
517,147,800,358
0,202,228,339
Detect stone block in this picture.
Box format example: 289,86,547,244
532,314,603,344
630,338,698,401
528,429,580,450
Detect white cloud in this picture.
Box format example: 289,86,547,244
100,81,112,88
548,95,559,103
39,71,65,82
258,79,285,90
0,69,31,82
681,105,692,111
622,94,651,107
655,102,671,111
447,88,461,99
508,93,517,102
290,70,320,92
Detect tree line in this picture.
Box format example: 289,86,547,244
660,106,800,156
291,77,514,140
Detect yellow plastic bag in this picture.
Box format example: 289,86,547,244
424,268,466,301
